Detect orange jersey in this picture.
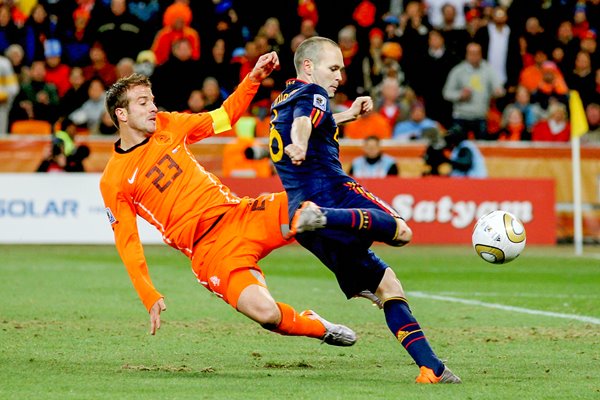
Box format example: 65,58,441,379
100,76,260,310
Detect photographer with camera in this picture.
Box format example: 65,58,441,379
36,118,90,173
422,126,487,178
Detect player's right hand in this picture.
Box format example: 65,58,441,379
149,298,166,335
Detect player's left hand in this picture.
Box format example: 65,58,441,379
249,51,280,83
149,297,166,335
349,96,373,118
285,143,307,165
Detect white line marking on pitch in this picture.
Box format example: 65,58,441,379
435,291,599,299
408,291,600,325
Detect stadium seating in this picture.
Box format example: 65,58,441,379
10,120,53,135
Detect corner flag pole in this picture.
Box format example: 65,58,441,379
568,90,588,256
571,135,583,255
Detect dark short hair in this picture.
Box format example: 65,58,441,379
105,73,152,127
60,117,75,131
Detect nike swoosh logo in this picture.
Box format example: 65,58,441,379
128,168,139,184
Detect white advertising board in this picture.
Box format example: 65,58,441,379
0,174,163,244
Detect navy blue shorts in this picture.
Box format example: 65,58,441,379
296,232,388,298
295,181,397,298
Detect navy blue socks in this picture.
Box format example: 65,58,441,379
320,207,398,242
383,297,444,376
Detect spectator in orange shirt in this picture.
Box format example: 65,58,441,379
100,51,357,347
495,107,530,141
151,2,200,66
530,61,569,110
343,109,392,139
519,48,551,93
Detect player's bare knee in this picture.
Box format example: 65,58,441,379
376,269,406,300
252,303,281,329
388,219,412,247
237,286,281,328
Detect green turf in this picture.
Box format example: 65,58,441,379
1,244,599,399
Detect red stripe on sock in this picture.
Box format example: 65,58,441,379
398,322,419,332
351,210,356,228
403,335,425,349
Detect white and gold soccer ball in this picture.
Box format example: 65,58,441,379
472,210,526,264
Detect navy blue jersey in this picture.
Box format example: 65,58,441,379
270,79,356,213
270,79,398,298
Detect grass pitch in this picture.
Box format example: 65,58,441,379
1,244,599,400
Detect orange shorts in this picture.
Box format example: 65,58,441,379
191,191,291,308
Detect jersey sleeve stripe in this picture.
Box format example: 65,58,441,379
311,108,324,126
314,109,324,126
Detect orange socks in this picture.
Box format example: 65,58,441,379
272,302,325,338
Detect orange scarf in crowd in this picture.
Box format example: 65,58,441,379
500,123,525,141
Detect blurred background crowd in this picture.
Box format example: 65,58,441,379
1,0,600,147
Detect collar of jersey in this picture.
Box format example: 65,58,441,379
115,137,150,154
286,78,310,86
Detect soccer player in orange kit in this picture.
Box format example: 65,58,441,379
100,51,356,346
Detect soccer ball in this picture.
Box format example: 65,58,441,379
472,210,526,264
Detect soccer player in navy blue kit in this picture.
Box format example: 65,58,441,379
269,37,461,384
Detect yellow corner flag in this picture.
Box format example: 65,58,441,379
569,90,589,138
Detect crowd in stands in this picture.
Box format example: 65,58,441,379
1,0,600,146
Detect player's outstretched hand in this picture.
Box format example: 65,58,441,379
249,51,280,83
349,96,373,118
149,298,166,335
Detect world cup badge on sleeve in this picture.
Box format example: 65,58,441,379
105,207,117,224
313,94,327,111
